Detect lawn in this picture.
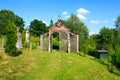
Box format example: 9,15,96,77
0,49,120,80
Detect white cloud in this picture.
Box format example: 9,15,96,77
77,8,90,14
103,20,109,24
64,15,70,19
89,31,95,36
62,12,68,15
42,20,48,25
90,20,100,24
77,14,86,20
112,18,116,21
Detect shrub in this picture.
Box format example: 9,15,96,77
23,42,30,48
108,64,120,75
4,22,18,56
110,46,120,70
88,49,99,58
30,36,39,49
110,52,120,69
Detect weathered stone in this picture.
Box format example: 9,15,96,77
16,27,23,50
26,28,30,42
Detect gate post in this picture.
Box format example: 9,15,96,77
40,35,43,50
68,33,70,53
48,31,52,52
77,35,79,52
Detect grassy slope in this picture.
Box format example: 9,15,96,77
0,49,120,80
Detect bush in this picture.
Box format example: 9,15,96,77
108,64,120,75
30,36,39,49
23,42,30,48
4,22,19,56
88,49,99,58
110,46,120,69
110,52,120,69
5,32,17,56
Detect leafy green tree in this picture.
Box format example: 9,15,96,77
96,27,114,50
29,19,47,36
63,14,89,53
49,19,53,27
15,15,24,32
0,9,24,35
88,34,98,57
115,16,120,46
4,22,17,56
109,16,120,70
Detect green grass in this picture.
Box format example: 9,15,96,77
0,49,120,80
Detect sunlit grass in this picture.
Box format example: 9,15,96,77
0,49,120,80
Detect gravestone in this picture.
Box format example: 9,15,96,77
0,38,5,52
16,27,23,50
29,43,32,50
26,28,30,42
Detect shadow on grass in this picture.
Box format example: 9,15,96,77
8,51,22,57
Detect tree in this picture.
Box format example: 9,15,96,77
29,19,47,36
49,19,53,27
88,34,98,57
63,14,89,53
15,15,24,32
96,27,114,50
4,22,17,56
115,16,120,45
0,9,24,35
110,16,120,70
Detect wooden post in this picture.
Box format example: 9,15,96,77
68,33,70,53
77,35,79,52
40,35,43,50
48,31,52,52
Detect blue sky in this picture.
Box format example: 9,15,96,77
0,0,120,34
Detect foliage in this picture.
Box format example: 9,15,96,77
49,19,53,27
52,38,59,50
0,9,24,35
29,19,48,36
23,42,30,48
4,22,18,56
88,49,98,58
96,27,114,50
115,16,120,46
14,15,25,32
30,36,40,49
108,64,120,75
62,14,89,53
110,47,120,69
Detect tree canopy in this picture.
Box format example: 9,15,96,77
29,19,47,36
62,14,89,53
0,9,24,35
